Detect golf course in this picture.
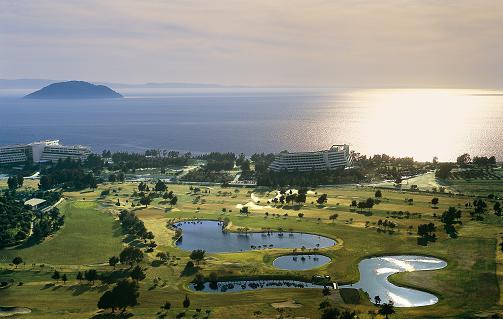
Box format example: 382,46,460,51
1,179,502,319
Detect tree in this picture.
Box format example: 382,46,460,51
473,198,487,216
189,249,206,265
161,301,171,311
417,223,437,245
435,163,455,179
76,271,83,283
84,269,98,284
155,180,167,192
62,274,68,284
375,190,382,198
109,256,119,268
156,252,169,263
357,201,366,213
378,302,395,319
52,270,61,282
441,207,461,238
12,256,23,268
108,174,117,183
139,195,151,207
320,306,340,319
130,265,146,282
329,214,338,222
365,198,375,211
317,194,328,205
112,279,139,312
169,196,178,207
120,246,144,266
98,290,116,313
16,175,24,188
183,295,190,308
456,153,471,165
431,197,439,207
494,202,502,216
7,176,19,190
138,182,147,192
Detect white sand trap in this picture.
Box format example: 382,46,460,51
236,202,272,210
271,300,302,309
251,193,261,203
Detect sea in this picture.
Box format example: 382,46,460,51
0,87,502,162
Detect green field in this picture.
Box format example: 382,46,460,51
1,182,502,318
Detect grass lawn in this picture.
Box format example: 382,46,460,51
0,201,123,265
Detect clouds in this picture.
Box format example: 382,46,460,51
1,0,502,87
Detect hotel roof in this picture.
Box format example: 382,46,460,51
24,198,47,207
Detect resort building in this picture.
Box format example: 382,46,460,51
0,144,31,164
0,140,91,164
269,144,352,172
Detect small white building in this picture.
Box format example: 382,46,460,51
24,198,47,210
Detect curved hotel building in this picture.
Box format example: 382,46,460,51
0,140,91,165
269,144,352,172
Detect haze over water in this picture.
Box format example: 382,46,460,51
0,88,501,162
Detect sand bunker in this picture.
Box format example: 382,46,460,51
271,300,303,309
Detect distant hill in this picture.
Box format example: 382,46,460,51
24,81,123,99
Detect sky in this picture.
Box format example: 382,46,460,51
1,0,502,87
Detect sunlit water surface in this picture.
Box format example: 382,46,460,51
0,88,501,161
341,255,447,307
173,220,335,253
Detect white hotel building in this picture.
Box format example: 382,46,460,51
269,144,352,172
0,140,91,165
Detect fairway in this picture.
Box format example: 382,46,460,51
0,201,123,265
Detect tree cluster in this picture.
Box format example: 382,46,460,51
118,210,154,242
258,168,365,187
198,152,236,171
0,194,32,246
39,158,97,190
107,151,190,171
417,223,436,245
7,175,24,190
32,207,64,240
441,207,462,238
97,279,139,313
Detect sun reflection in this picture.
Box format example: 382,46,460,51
321,89,503,161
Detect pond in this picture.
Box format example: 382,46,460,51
273,254,331,270
341,255,447,307
189,279,325,292
173,220,336,253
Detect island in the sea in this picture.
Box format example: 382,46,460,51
24,81,123,99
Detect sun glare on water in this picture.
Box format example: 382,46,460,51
319,89,503,161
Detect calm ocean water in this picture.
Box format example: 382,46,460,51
0,88,501,161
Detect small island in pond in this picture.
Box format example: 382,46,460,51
24,81,123,99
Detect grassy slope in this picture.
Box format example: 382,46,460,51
0,201,123,265
0,182,502,318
